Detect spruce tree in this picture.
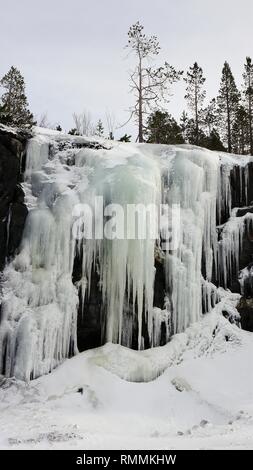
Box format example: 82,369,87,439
184,117,206,146
232,105,249,154
184,62,206,145
0,103,10,125
181,111,224,151
204,129,226,151
96,119,104,137
217,62,240,153
68,128,78,135
145,110,184,144
119,134,131,142
180,111,189,141
243,57,253,154
0,66,35,128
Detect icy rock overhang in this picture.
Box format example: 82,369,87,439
0,127,253,381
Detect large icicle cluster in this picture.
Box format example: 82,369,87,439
0,132,161,379
215,154,252,289
0,130,252,381
161,146,219,333
218,211,253,288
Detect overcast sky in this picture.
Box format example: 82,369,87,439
0,0,252,138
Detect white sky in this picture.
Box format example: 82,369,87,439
0,0,252,139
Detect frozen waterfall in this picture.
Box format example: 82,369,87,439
0,129,252,381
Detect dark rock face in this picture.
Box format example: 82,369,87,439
0,126,29,270
73,247,168,353
222,163,253,331
237,298,253,332
230,163,253,208
72,252,103,352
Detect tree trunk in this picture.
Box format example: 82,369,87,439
226,76,232,153
195,83,199,145
249,82,253,155
138,58,143,143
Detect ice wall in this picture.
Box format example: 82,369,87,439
0,131,252,381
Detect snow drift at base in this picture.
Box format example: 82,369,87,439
1,311,253,450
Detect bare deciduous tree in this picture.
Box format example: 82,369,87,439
105,110,116,139
37,112,51,128
184,62,206,145
72,110,95,136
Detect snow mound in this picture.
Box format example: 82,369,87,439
1,313,253,450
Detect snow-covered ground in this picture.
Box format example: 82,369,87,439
1,311,253,450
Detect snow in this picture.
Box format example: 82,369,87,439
0,123,19,135
1,312,253,450
218,150,253,168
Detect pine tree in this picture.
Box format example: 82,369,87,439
184,62,206,145
232,105,249,154
0,66,35,128
119,134,131,142
202,98,217,136
180,111,189,141
0,102,10,125
96,119,104,137
126,22,182,142
243,57,253,154
184,117,207,146
181,111,224,151
204,129,226,151
68,128,78,135
145,110,184,144
217,62,240,153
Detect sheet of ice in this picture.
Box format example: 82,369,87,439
218,213,253,288
0,130,251,381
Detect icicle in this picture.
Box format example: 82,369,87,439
0,128,253,381
5,203,12,262
0,136,79,380
218,212,253,288
163,147,219,333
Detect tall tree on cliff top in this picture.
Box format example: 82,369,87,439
184,62,206,145
0,66,35,128
217,62,240,153
202,98,217,136
126,22,182,142
243,56,253,154
231,105,249,155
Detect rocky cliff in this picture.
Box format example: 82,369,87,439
0,125,29,270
